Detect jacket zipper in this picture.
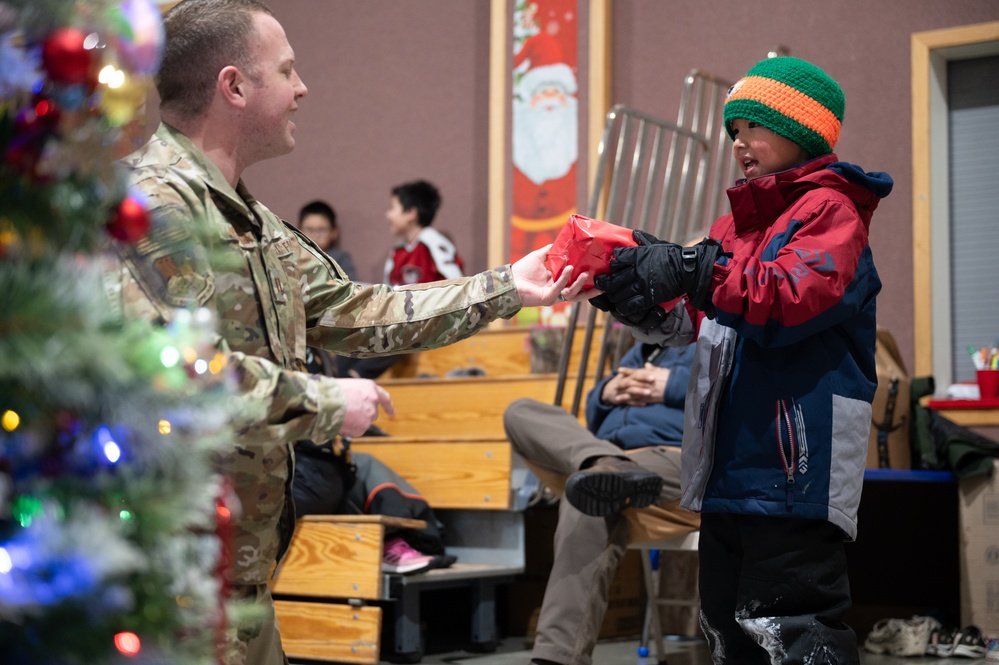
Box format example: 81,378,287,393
776,398,796,509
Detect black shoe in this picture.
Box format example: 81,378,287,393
426,553,457,571
563,456,664,517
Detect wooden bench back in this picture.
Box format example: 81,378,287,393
350,436,516,509
375,375,585,439
385,325,594,379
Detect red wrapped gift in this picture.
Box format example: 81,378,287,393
545,214,636,290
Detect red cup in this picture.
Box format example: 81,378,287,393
977,369,999,400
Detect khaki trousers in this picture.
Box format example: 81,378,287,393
503,398,698,665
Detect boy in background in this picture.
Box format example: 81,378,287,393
339,180,465,379
587,56,893,664
298,199,358,281
383,179,463,285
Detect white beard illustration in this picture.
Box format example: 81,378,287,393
513,94,578,185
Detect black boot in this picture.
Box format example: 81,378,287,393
564,456,664,517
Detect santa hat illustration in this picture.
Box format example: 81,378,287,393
514,32,577,100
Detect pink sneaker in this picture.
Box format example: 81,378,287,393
382,537,434,574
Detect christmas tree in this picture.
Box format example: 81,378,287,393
0,1,236,663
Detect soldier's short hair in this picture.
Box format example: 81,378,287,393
157,0,274,119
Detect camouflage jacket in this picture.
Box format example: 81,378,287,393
108,122,522,585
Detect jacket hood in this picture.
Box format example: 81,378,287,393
728,154,894,233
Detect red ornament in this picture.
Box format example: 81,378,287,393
107,196,151,243
41,28,93,85
14,98,61,136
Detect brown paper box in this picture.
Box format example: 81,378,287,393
958,459,999,636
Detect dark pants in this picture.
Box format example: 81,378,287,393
336,354,401,380
698,513,859,665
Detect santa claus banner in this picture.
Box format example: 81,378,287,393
510,0,579,316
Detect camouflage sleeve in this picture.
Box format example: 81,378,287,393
226,350,346,445
293,234,524,357
104,244,349,447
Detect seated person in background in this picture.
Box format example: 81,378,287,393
503,340,697,665
338,179,464,379
298,199,358,281
292,443,454,575
294,346,455,575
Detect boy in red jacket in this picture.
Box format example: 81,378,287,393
583,57,893,664
383,179,464,286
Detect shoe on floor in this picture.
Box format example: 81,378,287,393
864,615,939,657
563,456,663,517
952,625,988,658
927,625,957,657
382,537,434,575
864,618,902,655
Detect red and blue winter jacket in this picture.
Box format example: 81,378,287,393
675,154,893,540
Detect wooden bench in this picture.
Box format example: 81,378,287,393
385,325,596,379
274,515,425,663
272,327,609,663
273,433,541,663
372,375,586,439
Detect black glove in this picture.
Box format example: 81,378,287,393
593,230,730,322
680,236,729,319
589,292,669,328
593,230,686,319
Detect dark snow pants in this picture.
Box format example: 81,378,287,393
698,513,859,665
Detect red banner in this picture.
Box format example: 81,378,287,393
510,0,578,324
510,1,579,255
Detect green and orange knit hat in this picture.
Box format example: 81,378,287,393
724,56,845,157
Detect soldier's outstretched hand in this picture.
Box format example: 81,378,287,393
338,378,395,438
512,244,600,307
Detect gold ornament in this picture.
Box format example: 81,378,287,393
100,72,149,127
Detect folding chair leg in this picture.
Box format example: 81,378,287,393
639,548,667,664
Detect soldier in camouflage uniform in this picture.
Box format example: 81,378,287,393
103,1,594,664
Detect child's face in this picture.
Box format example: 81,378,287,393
386,195,419,237
730,119,811,180
300,213,338,249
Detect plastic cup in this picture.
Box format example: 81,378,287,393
977,369,999,400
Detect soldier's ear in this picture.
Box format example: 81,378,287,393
219,66,247,109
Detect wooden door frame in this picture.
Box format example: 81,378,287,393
911,21,999,380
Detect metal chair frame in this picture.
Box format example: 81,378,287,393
554,105,712,415
549,70,735,665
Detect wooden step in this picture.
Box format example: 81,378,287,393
272,515,420,599
350,436,514,510
384,324,613,379
374,375,586,439
275,599,381,664
387,325,532,378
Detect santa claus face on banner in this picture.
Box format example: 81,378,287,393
512,62,578,187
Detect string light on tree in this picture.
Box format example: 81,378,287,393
2,410,19,431
113,631,141,657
